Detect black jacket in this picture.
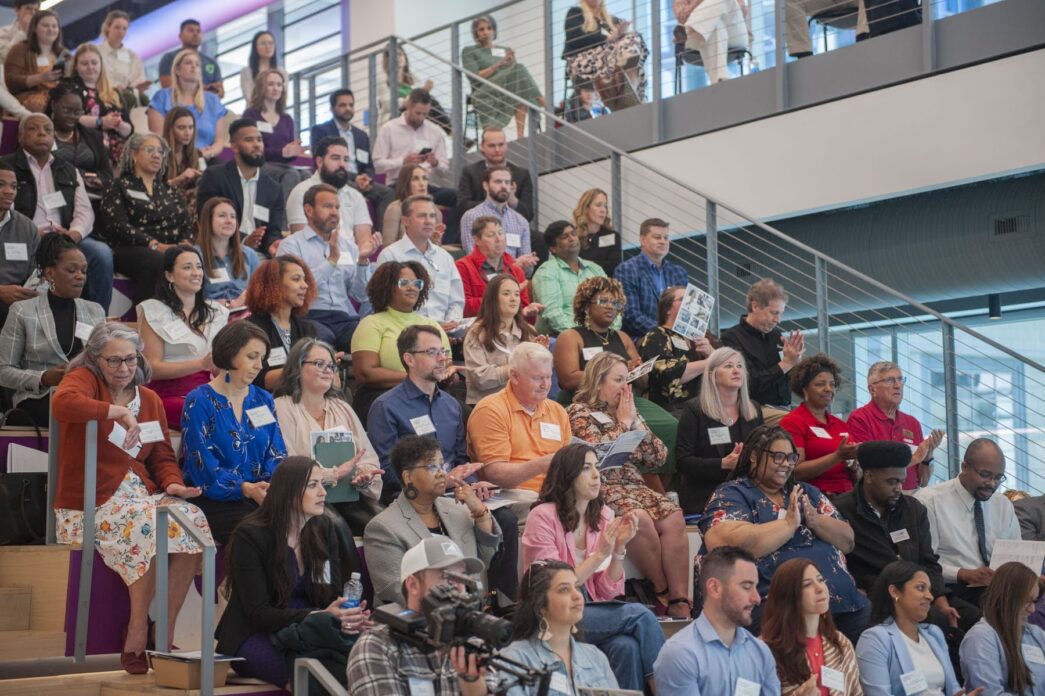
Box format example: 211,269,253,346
833,483,947,599
720,316,790,407
4,148,80,230
196,159,285,254
455,159,534,222
246,312,318,388
579,224,621,277
309,120,374,177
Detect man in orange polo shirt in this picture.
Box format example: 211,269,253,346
468,341,570,519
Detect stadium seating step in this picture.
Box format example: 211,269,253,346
0,670,286,696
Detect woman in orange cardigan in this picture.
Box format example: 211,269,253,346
4,11,70,113
53,322,213,675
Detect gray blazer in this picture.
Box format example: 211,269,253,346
1014,495,1045,541
363,493,502,605
0,294,105,406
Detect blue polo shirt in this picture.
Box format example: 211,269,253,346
367,377,467,493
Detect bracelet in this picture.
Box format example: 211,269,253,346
470,506,490,520
459,673,479,683
612,550,626,561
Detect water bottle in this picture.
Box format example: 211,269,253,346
341,572,363,609
591,94,607,118
666,491,680,506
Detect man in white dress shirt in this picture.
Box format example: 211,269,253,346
285,136,372,243
375,194,464,333
915,438,1021,606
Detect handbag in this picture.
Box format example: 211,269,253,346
0,472,47,545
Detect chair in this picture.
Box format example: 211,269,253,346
808,4,861,53
464,94,481,149
672,25,750,93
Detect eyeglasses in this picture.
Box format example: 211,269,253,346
304,359,337,373
397,278,425,290
873,376,906,386
593,298,624,310
969,467,1007,484
140,146,163,156
102,355,138,369
407,462,445,475
765,452,800,467
408,347,452,359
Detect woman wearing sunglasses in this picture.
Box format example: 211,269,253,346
350,260,450,426
699,425,870,644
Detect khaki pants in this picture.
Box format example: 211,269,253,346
682,0,751,84
786,0,869,55
760,404,791,427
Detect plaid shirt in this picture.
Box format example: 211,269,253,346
347,625,465,696
459,199,532,259
613,253,689,338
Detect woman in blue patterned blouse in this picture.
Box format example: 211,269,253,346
699,424,870,644
181,320,286,543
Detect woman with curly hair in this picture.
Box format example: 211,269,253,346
571,188,620,276
349,260,450,425
781,353,861,495
244,256,318,390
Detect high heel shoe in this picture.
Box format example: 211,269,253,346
120,626,150,675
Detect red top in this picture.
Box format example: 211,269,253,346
455,247,530,317
805,635,831,696
781,402,854,494
846,400,924,490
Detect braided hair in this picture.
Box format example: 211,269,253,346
732,425,798,485
36,232,80,273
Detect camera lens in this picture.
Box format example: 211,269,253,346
459,610,513,649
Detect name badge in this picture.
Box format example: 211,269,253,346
670,335,689,351
734,677,761,696
809,426,831,439
407,678,435,696
590,411,613,425
777,506,787,521
1024,644,1045,665
211,267,230,282
256,120,274,134
337,254,356,267
117,49,130,63
821,666,846,693
74,320,94,342
355,149,369,164
267,347,287,366
890,528,911,544
490,47,507,58
900,670,928,695
254,204,270,223
36,55,50,67
127,189,150,202
108,421,142,458
505,232,522,248
3,242,27,260
138,420,165,444
485,272,498,281
708,426,731,446
165,320,193,342
42,191,66,209
549,671,571,695
410,414,436,435
598,234,615,248
246,405,276,428
539,422,561,441
581,346,603,361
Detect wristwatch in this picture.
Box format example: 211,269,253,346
149,240,159,250
612,550,627,561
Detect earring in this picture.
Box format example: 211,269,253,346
47,279,55,292
571,624,578,635
224,370,231,383
538,616,553,641
404,482,419,500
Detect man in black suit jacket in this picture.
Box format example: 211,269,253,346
456,126,534,223
196,118,286,256
310,88,394,229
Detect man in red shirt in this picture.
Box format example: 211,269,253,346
847,360,943,489
456,215,540,318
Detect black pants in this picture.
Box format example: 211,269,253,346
5,395,51,428
331,497,385,538
488,507,519,601
928,595,982,680
114,245,165,305
188,496,258,545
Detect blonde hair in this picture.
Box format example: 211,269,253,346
699,347,759,422
171,49,205,112
571,188,613,249
249,68,286,114
573,351,626,409
100,10,130,38
71,43,120,107
579,0,617,34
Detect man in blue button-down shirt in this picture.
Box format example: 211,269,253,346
654,546,781,695
614,218,690,338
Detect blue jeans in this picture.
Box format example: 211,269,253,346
306,309,359,353
79,236,113,312
580,601,664,691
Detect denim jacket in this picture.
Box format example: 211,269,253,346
490,637,618,695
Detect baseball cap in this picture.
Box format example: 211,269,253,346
400,535,485,580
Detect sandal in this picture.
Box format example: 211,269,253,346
666,597,693,619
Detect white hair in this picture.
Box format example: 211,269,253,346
508,342,552,371
867,360,901,386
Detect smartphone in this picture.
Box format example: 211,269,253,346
53,60,66,73
418,147,432,156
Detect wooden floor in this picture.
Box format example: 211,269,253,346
1,670,285,696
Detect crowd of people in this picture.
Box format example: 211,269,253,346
0,3,1037,696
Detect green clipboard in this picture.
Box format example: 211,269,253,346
314,440,359,503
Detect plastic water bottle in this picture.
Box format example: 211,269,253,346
666,491,680,506
591,94,607,118
341,572,363,609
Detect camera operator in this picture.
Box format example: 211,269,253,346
347,536,488,696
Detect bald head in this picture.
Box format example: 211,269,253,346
959,437,1006,501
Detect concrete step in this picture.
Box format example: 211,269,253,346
0,669,285,696
0,629,66,660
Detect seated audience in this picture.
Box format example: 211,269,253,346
100,133,194,304
675,347,764,515
960,561,1045,695
274,337,382,535
700,425,869,642
376,194,465,331
563,81,600,122
467,342,571,516
914,438,1021,608
195,197,260,308
531,220,611,336
139,245,229,427
459,167,537,269
833,441,977,639
157,20,223,96
285,136,373,241
69,43,133,175
785,0,868,59
238,31,286,107
350,260,450,423
461,15,544,138
654,545,781,694
568,352,690,617
244,256,318,390
195,118,285,257
847,360,944,490
463,274,542,405
376,46,452,133
242,69,308,201
1015,493,1045,541
346,536,489,695
217,456,368,690
181,321,286,543
363,435,501,605
573,188,621,276
47,81,110,195
614,218,689,338
4,113,113,312
0,161,37,326
162,107,203,218
0,0,33,120
278,183,379,351
52,322,211,674
493,560,618,695
855,561,968,696
457,217,535,318
381,164,445,246
0,233,102,426
674,0,751,85
521,443,664,691
4,10,69,112
761,558,863,696
720,278,804,422
456,127,534,224
781,353,861,495
562,1,648,111
147,49,228,159
97,11,150,110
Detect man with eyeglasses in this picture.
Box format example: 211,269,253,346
847,360,944,489
915,438,1021,607
278,183,380,351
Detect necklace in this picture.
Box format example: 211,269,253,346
586,322,611,345
55,130,76,144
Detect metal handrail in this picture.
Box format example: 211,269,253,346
294,658,349,696
74,420,99,663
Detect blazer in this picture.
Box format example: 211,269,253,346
455,159,534,222
54,125,112,186
1014,494,1045,541
216,518,341,656
855,620,960,696
309,120,374,177
196,159,286,254
0,294,105,406
362,493,502,605
245,312,318,388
